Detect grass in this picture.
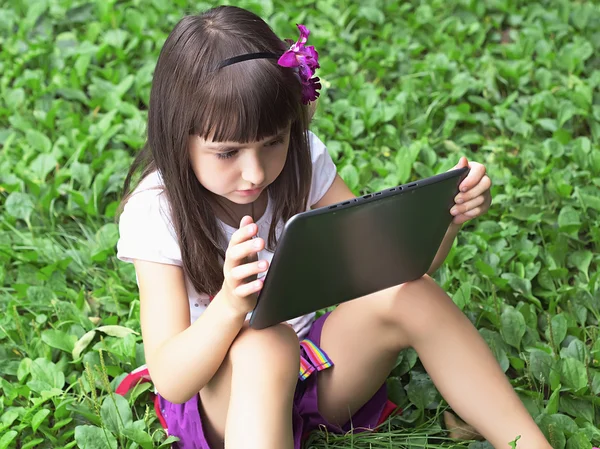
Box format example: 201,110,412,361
1,0,600,448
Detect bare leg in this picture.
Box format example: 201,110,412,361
200,324,299,449
318,276,551,449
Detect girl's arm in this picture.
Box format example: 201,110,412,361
428,157,492,273
134,216,267,404
135,260,246,404
426,222,461,275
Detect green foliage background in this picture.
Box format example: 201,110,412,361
1,0,600,448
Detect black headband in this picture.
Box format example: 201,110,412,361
218,52,281,69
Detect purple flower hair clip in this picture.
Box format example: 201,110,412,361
277,24,321,104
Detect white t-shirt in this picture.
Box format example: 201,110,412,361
117,131,337,339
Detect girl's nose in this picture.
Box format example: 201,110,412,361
241,155,266,186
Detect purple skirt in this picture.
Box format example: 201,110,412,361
157,313,388,449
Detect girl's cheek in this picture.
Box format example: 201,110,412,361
272,150,288,176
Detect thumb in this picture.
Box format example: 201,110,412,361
456,156,468,169
240,215,254,228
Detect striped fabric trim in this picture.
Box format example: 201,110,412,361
299,356,316,380
298,338,333,380
300,339,333,371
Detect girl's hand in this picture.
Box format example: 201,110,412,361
450,157,492,225
220,216,269,315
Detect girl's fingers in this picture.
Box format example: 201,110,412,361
234,278,264,298
450,156,469,171
453,213,474,225
458,163,486,192
239,215,253,228
224,238,265,273
455,175,491,203
230,260,269,282
451,195,485,216
229,221,258,247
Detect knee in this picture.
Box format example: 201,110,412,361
229,324,300,380
381,275,457,339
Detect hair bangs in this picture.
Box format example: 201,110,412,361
191,58,302,143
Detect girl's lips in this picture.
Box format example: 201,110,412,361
235,187,263,196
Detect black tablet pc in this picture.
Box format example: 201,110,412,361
249,167,469,329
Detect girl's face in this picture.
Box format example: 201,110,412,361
188,124,291,205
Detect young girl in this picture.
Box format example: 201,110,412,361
116,6,551,449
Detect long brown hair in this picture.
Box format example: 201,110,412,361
121,6,313,296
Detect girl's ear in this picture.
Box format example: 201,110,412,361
307,98,319,122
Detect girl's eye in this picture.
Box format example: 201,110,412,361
265,137,284,147
217,150,238,160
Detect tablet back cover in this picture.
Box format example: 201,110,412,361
249,167,468,329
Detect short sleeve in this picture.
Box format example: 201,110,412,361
307,131,337,207
117,188,183,266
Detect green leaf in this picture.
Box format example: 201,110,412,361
5,192,35,222
96,325,138,338
41,329,76,353
0,431,18,449
17,357,32,382
100,394,133,434
26,129,52,152
1,409,19,428
158,436,182,448
386,377,407,408
451,283,471,310
568,251,593,278
65,3,95,23
546,314,568,346
501,306,526,349
28,358,65,390
73,330,96,360
405,372,438,410
481,329,509,372
95,223,119,252
396,140,423,184
549,429,567,449
31,408,51,432
578,192,600,212
27,286,56,304
560,358,588,393
339,165,359,191
559,395,594,423
453,245,478,266
557,206,581,233
529,349,553,384
21,438,45,449
591,371,600,395
561,339,587,363
579,422,600,442
56,87,89,103
536,415,567,449
5,88,25,109
545,388,560,415
551,414,579,437
29,153,58,181
71,161,93,187
122,425,153,449
571,4,590,30
394,347,418,376
358,6,385,24
502,273,532,297
566,431,592,449
74,425,117,449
